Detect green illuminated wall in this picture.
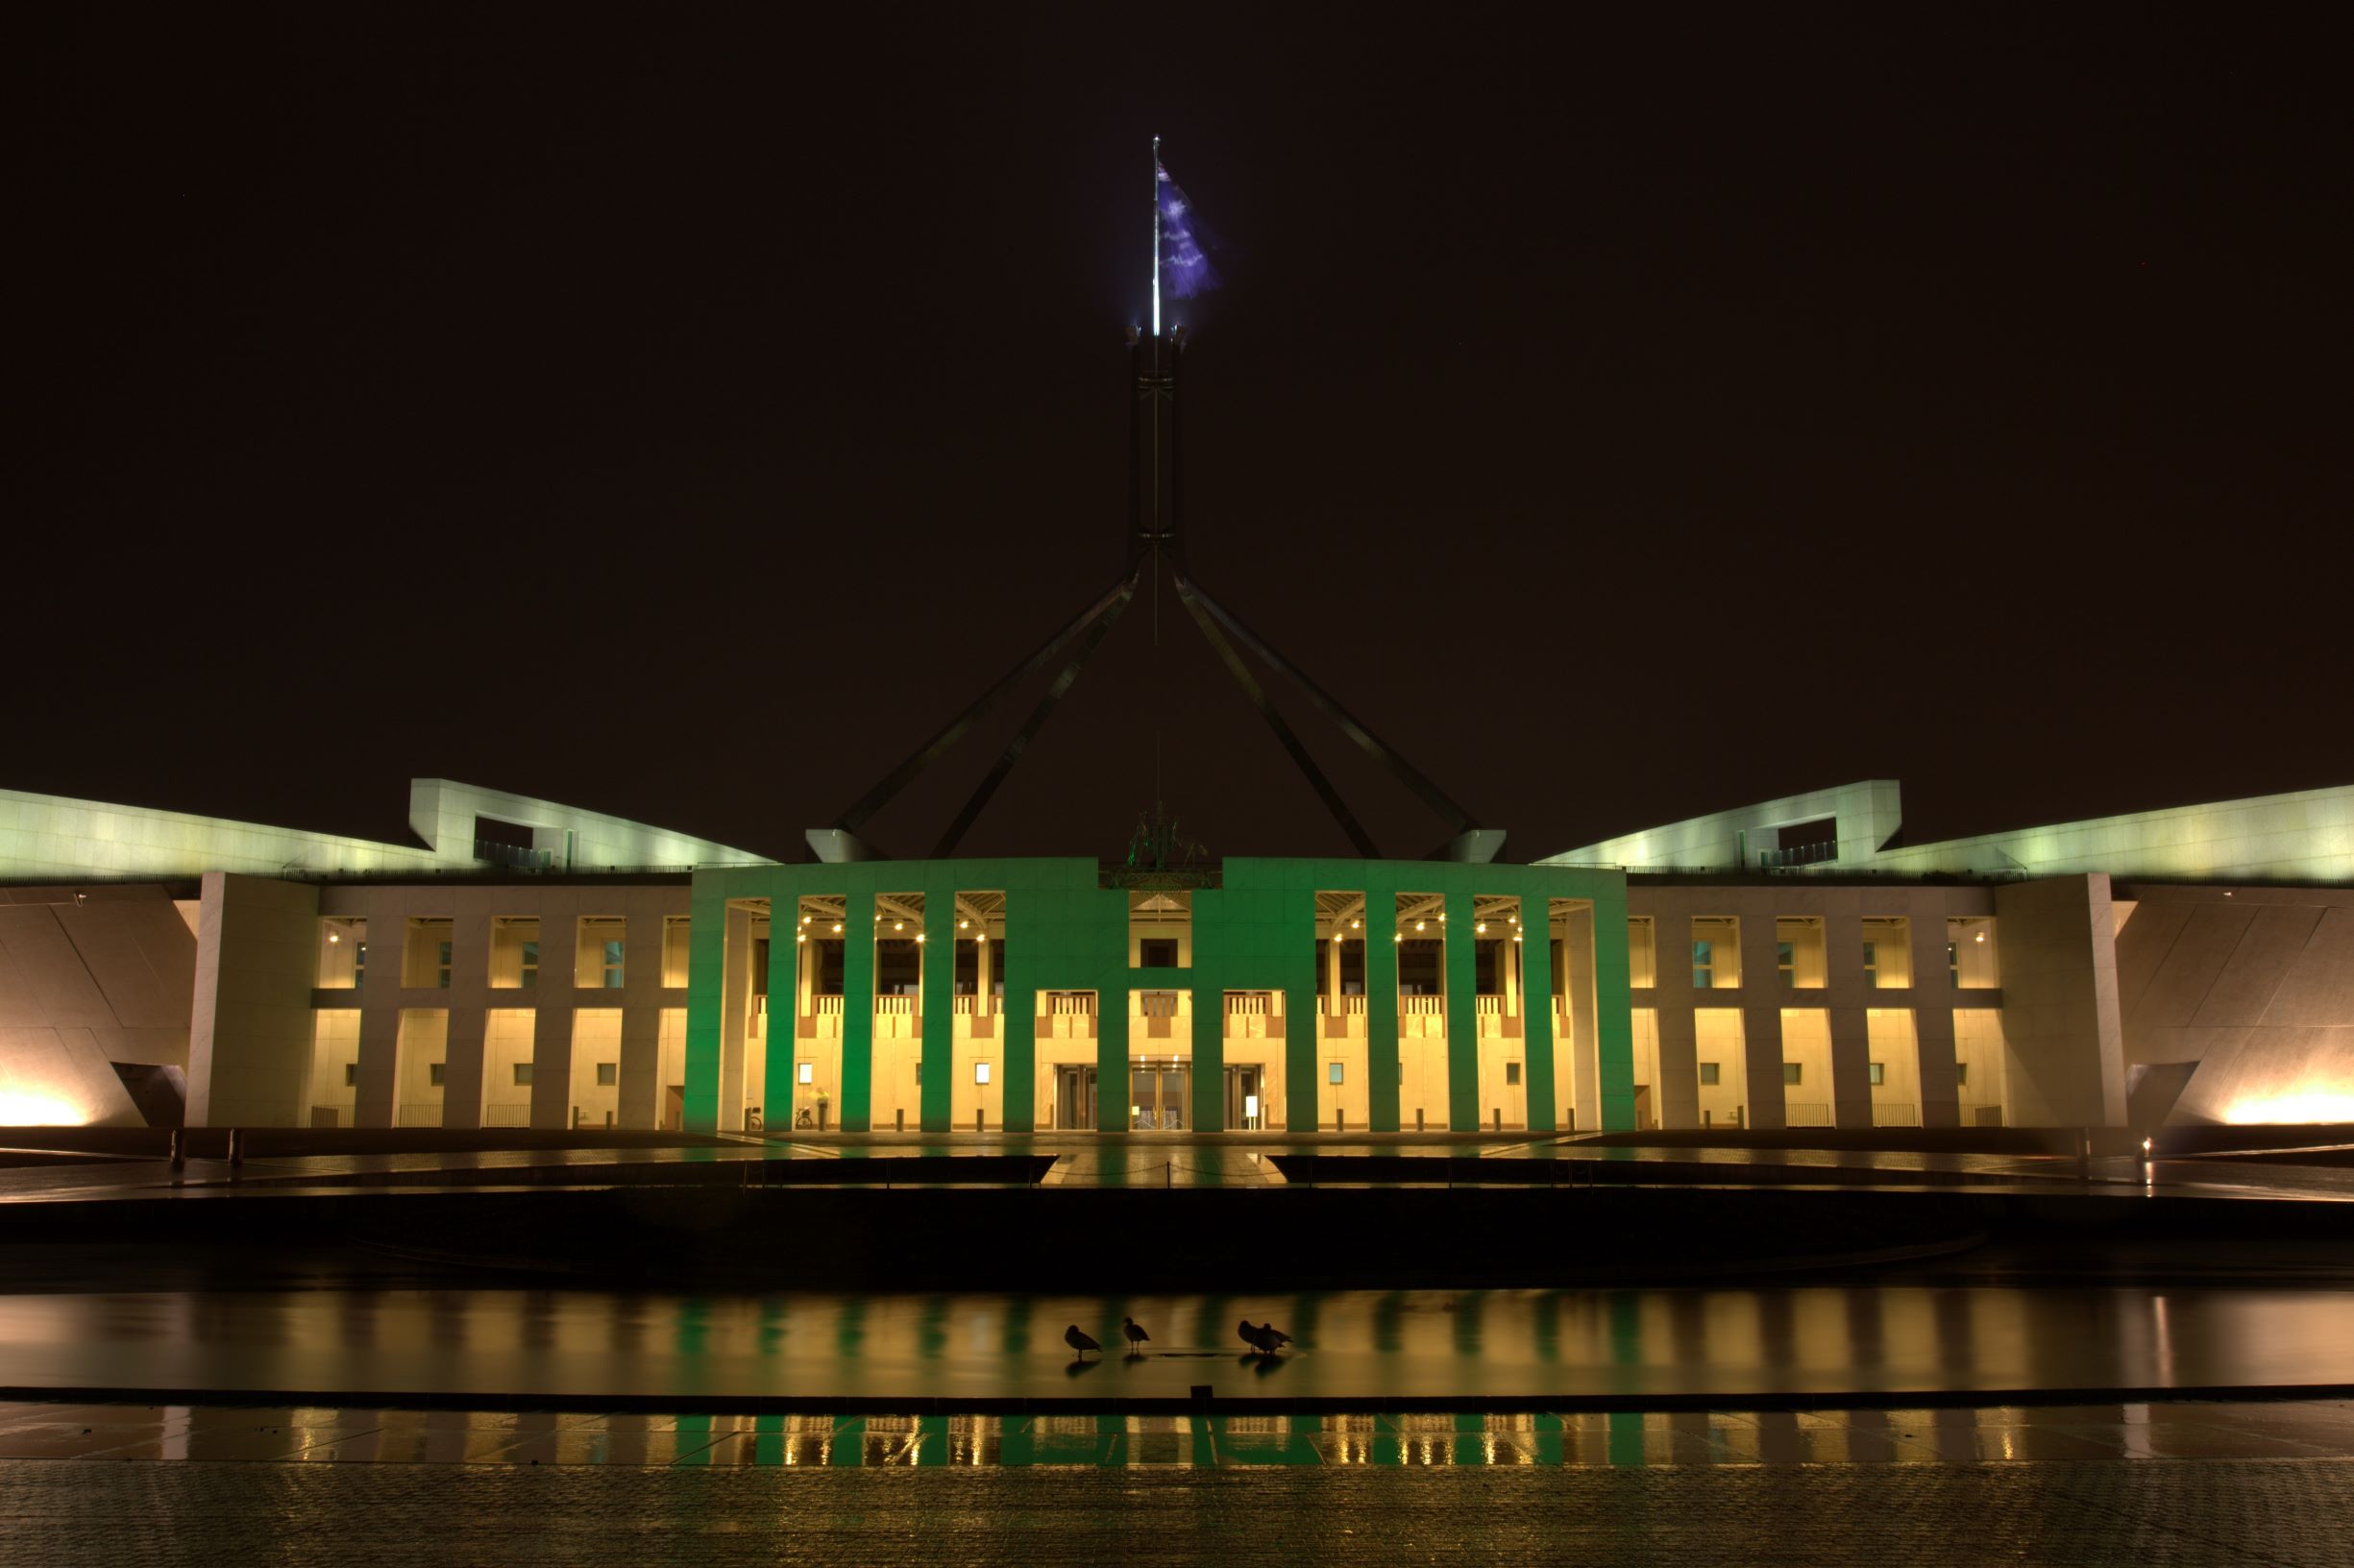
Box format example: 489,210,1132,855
684,857,1632,1135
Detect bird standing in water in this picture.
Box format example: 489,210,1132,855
1122,1316,1150,1356
1259,1322,1293,1352
1066,1324,1102,1360
1238,1318,1266,1353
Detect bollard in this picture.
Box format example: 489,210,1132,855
895,1109,904,1132
1704,1109,1711,1129
1493,1108,1501,1131
227,1128,244,1166
819,1103,828,1132
1415,1108,1425,1132
1566,1106,1575,1134
168,1128,186,1170
974,1109,983,1134
1165,1160,1172,1188
1736,1105,1746,1130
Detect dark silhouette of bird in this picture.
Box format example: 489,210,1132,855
1238,1318,1267,1353
1122,1316,1150,1355
1260,1322,1293,1351
1065,1324,1101,1360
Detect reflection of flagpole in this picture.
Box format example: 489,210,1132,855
1151,135,1162,337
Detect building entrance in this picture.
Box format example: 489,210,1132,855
1224,1065,1265,1130
1052,1065,1097,1130
1130,1057,1190,1130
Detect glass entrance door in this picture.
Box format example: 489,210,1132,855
1129,1058,1189,1130
1224,1065,1263,1130
1053,1065,1097,1130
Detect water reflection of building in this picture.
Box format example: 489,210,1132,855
1,775,2349,1134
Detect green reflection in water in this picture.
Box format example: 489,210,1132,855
836,1297,867,1360
918,1296,948,1360
675,1298,709,1359
830,1416,865,1467
918,1414,948,1467
676,1412,713,1467
751,1412,784,1465
1606,1411,1644,1468
1095,1410,1126,1470
1454,1410,1484,1467
1372,1290,1405,1354
1532,1411,1565,1465
1001,1295,1034,1358
1451,1291,1485,1359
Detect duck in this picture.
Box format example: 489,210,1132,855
1122,1316,1150,1356
1065,1324,1102,1360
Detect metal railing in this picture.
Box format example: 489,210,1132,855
1759,840,1838,870
473,839,556,870
1399,995,1445,1016
1783,1102,1833,1127
1045,992,1096,1016
1872,1102,1921,1127
812,996,844,1016
396,1102,443,1128
1475,995,1503,1016
874,995,914,1016
1321,994,1367,1017
482,1104,532,1128
1224,992,1272,1016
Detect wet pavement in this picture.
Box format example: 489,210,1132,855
8,1405,2354,1567
3,1283,2350,1408
6,1131,2354,1202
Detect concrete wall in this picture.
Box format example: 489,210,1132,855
2116,883,2354,1125
0,884,194,1125
188,873,322,1126
1989,875,2128,1127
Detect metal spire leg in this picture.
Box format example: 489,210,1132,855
930,573,1141,858
1177,575,1482,838
1175,578,1381,858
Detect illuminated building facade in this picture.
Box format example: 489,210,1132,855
0,775,2348,1133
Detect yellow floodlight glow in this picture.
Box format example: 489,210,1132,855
832,921,844,933
1415,920,1425,932
2222,1090,2354,1125
1476,921,1487,934
0,1091,86,1125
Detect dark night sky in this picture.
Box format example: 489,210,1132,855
17,7,2354,865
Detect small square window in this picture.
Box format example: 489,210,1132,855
1868,1062,1886,1087
595,1062,618,1087
974,1062,993,1085
798,1062,815,1085
1505,1061,1522,1086
1138,938,1178,968
429,1062,446,1087
1328,1062,1346,1086
1699,1062,1720,1087
344,1064,358,1088
513,1063,534,1087
1955,1062,1970,1086
1782,1062,1802,1086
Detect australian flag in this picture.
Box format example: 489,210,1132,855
1157,161,1219,298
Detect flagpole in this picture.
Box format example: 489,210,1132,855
1151,135,1162,337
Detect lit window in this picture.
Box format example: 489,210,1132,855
974,1062,993,1085
435,941,453,990
1947,943,1959,987
1699,1062,1720,1087
354,943,367,988
513,1063,533,1087
519,941,538,990
429,1062,446,1087
1861,941,1878,988
1505,1061,1521,1087
1868,1062,1885,1087
1782,1062,1802,1086
1777,941,1795,986
1328,1062,1345,1085
602,939,625,990
798,1062,815,1085
1692,940,1715,990
596,1062,617,1087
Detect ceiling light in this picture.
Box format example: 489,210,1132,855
916,934,926,943
1476,922,1487,934
796,934,805,944
976,933,987,943
1974,931,1985,943
328,932,340,943
1509,916,1518,925
960,919,969,929
832,921,843,933
1415,920,1425,932
894,920,904,931
1393,934,1403,943
1438,913,1447,922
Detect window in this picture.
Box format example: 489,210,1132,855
1328,1062,1346,1085
1505,1062,1521,1087
1862,941,1878,988
1782,1062,1802,1086
595,1062,617,1087
1699,1062,1721,1087
1777,941,1796,987
974,1062,992,1085
1868,1062,1885,1087
354,942,367,988
429,1062,446,1087
344,1064,358,1088
1692,940,1716,989
798,1062,815,1085
602,940,625,990
513,1063,534,1087
1948,943,1959,987
1139,938,1178,968
519,941,538,990
435,941,453,990
1955,1062,1970,1086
